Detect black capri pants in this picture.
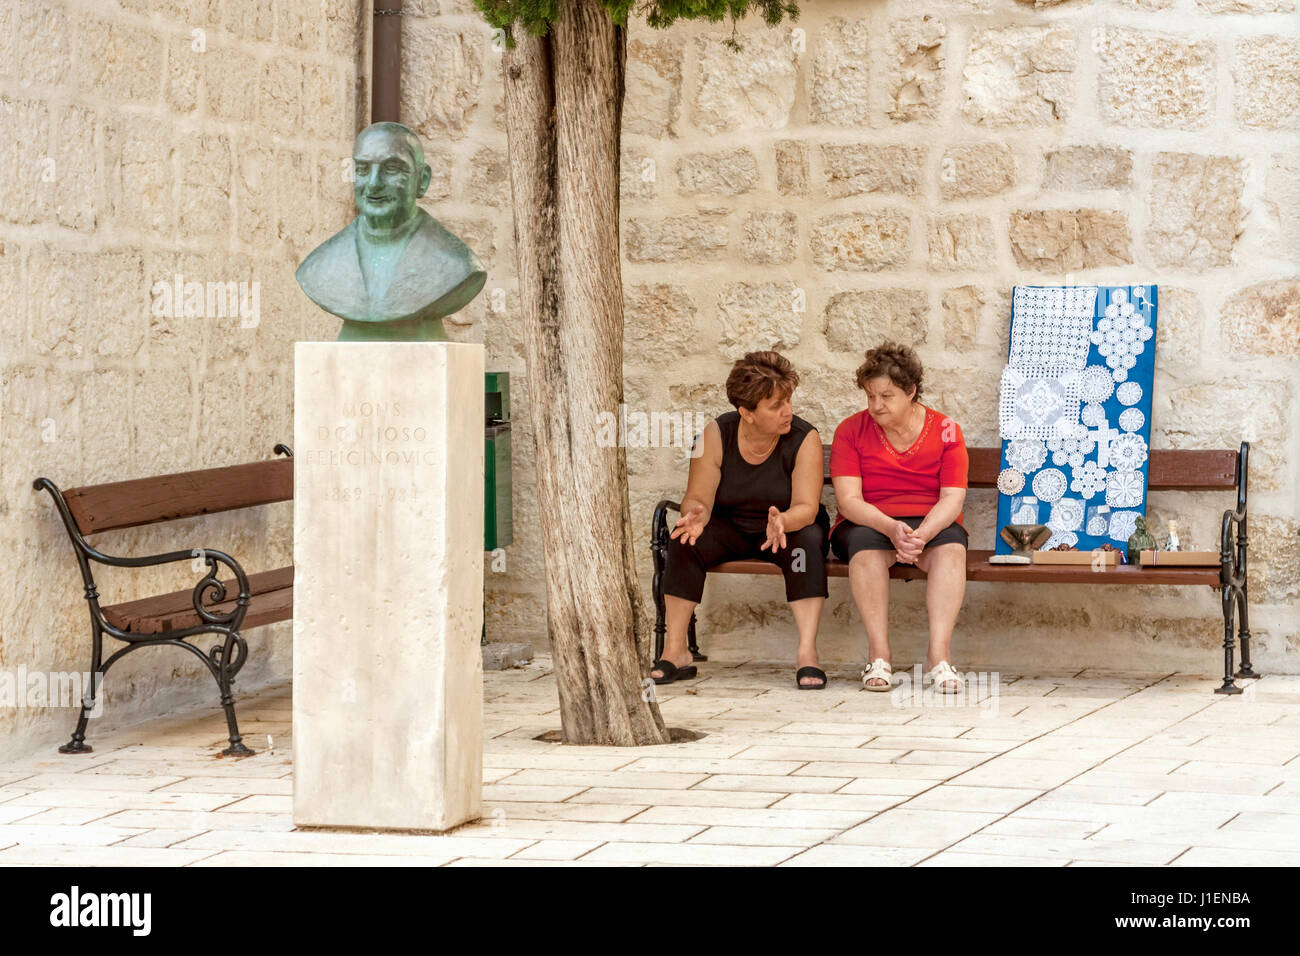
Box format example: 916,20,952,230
831,515,968,564
663,507,831,603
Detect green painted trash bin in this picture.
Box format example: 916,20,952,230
485,372,512,551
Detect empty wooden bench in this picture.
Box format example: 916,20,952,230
34,445,294,755
651,443,1254,694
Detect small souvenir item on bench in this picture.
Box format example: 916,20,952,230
1139,549,1221,567
1032,542,1121,566
1163,519,1181,552
990,522,1050,564
1126,515,1157,566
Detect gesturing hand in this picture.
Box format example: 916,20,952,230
670,505,708,546
761,506,787,553
890,520,925,564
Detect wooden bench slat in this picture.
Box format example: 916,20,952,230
709,550,1220,587
64,459,294,535
1140,450,1239,491
821,445,1237,491
102,566,294,634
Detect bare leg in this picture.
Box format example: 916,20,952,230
790,596,826,686
655,595,698,677
849,550,894,686
915,543,967,682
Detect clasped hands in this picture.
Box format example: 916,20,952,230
670,504,792,554
890,520,926,564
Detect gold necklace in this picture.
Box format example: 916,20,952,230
880,405,925,456
738,421,779,461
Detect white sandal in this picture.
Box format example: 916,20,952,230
860,658,893,692
925,661,962,694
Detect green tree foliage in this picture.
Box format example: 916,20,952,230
475,0,800,40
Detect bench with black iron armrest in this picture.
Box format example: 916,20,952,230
33,444,295,756
652,442,1254,695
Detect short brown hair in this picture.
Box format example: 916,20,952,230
726,350,799,410
855,342,923,402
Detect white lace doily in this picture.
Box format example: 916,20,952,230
1092,302,1153,383
1110,433,1149,473
997,468,1026,495
1117,381,1143,406
1086,508,1111,536
999,366,1082,441
1042,530,1079,550
1031,467,1068,503
1108,510,1141,543
1010,286,1098,368
1005,438,1048,475
1119,408,1144,433
1087,421,1122,469
1106,471,1144,508
1079,366,1115,404
1081,402,1106,427
1049,497,1084,532
1070,460,1107,500
1047,425,1097,468
1011,500,1041,524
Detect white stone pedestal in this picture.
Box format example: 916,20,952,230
292,342,484,832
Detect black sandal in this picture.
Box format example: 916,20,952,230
651,659,698,685
796,666,827,690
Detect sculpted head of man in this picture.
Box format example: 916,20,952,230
352,122,432,233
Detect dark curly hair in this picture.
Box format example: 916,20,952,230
855,342,923,402
726,350,800,410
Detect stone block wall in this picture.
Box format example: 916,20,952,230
0,0,365,758
416,0,1298,676
3,0,1296,761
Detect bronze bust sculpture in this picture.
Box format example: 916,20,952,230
296,122,487,342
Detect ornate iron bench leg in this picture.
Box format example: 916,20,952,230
651,536,666,663
59,710,96,754
212,632,254,757
1216,585,1241,695
689,613,706,662
59,624,103,754
1228,441,1257,683
1234,587,1258,680
218,697,253,756
651,500,676,662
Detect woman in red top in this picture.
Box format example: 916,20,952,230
830,343,969,693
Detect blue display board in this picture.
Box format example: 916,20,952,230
994,285,1158,555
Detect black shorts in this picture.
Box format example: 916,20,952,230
831,515,969,564
662,508,831,604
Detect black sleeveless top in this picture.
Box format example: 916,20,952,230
711,411,819,534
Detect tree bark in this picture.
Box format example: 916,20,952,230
500,1,668,745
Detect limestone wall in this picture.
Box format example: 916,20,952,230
2,0,1296,761
413,0,1298,676
0,0,365,758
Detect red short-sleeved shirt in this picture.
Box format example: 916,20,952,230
829,406,968,529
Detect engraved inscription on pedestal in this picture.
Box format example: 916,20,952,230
293,342,484,832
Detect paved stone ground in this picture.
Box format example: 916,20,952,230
1,657,1298,866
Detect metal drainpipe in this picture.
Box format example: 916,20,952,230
372,0,403,123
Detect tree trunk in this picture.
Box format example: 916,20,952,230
500,1,669,746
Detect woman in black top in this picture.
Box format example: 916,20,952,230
655,351,830,688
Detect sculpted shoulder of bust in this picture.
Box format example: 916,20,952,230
295,122,487,342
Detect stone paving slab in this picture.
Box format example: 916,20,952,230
569,787,777,809
0,660,1294,866
0,844,219,866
